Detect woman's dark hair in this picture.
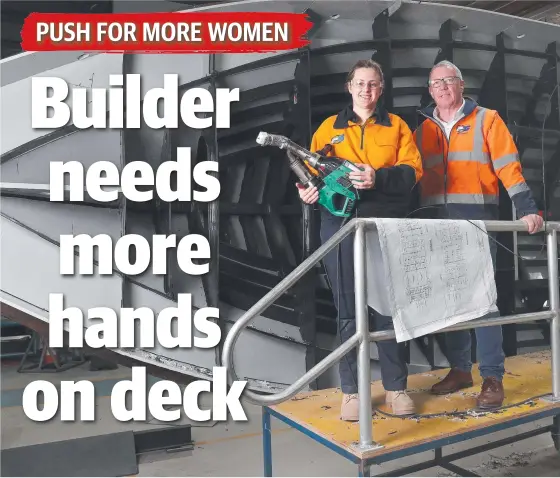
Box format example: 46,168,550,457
346,59,385,85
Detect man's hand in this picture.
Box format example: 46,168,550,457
521,213,544,234
296,182,319,204
348,164,376,189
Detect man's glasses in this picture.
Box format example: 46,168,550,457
352,80,382,90
429,76,461,88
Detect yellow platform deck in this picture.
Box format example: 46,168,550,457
268,350,560,463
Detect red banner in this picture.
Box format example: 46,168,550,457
20,12,313,53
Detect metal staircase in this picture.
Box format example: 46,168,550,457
508,41,560,355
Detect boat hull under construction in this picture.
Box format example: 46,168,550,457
1,0,559,393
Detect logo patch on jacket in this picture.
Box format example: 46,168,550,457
456,125,470,133
331,134,345,144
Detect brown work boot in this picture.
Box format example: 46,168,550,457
431,368,474,395
385,391,416,416
476,377,504,410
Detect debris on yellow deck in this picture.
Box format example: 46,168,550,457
271,350,559,460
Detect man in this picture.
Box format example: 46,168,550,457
413,60,543,409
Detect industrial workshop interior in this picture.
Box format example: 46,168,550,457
1,0,560,476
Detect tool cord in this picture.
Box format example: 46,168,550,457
375,392,552,420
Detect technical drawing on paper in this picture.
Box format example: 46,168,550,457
398,221,432,309
436,221,469,306
369,218,498,343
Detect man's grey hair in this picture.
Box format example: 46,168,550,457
430,60,463,80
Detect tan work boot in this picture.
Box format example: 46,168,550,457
340,393,359,421
340,393,378,421
385,390,416,416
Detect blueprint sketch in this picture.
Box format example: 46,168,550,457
365,219,498,343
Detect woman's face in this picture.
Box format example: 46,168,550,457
348,67,383,109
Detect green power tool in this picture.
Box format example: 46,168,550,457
256,131,361,217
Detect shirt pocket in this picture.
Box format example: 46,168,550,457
371,130,398,166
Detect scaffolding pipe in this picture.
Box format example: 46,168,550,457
354,223,375,448
547,229,560,399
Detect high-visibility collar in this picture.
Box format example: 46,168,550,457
416,104,490,165
433,98,466,139
420,96,478,120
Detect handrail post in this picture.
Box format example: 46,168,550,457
354,222,374,448
547,229,560,400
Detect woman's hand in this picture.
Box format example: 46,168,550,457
348,164,376,189
296,182,319,204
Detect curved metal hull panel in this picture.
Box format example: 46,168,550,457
1,0,559,390
1,53,124,156
2,128,123,200
0,213,309,390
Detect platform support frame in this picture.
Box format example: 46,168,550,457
262,405,560,477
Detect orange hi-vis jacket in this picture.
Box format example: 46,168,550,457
413,98,538,219
310,104,423,217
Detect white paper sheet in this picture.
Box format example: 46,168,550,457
365,218,498,343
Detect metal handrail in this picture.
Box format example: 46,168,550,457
221,217,560,449
221,218,356,403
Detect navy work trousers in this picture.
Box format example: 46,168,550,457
320,212,408,394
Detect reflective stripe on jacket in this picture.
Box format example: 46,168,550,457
413,98,538,217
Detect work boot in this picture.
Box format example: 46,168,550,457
340,393,359,421
431,368,473,395
476,377,504,410
385,391,416,416
340,393,379,421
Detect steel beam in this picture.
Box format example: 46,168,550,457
420,19,454,108
487,33,517,356
289,47,318,386
372,8,393,111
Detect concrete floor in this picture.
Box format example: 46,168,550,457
1,359,559,476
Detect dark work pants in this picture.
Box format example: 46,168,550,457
442,231,505,380
420,204,505,381
320,211,408,394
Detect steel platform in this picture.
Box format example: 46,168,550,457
263,350,560,476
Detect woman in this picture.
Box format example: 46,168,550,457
297,59,423,421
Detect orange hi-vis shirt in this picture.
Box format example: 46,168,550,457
308,104,423,218
413,98,538,218
310,104,423,189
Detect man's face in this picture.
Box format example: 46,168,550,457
348,68,383,109
428,66,464,109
